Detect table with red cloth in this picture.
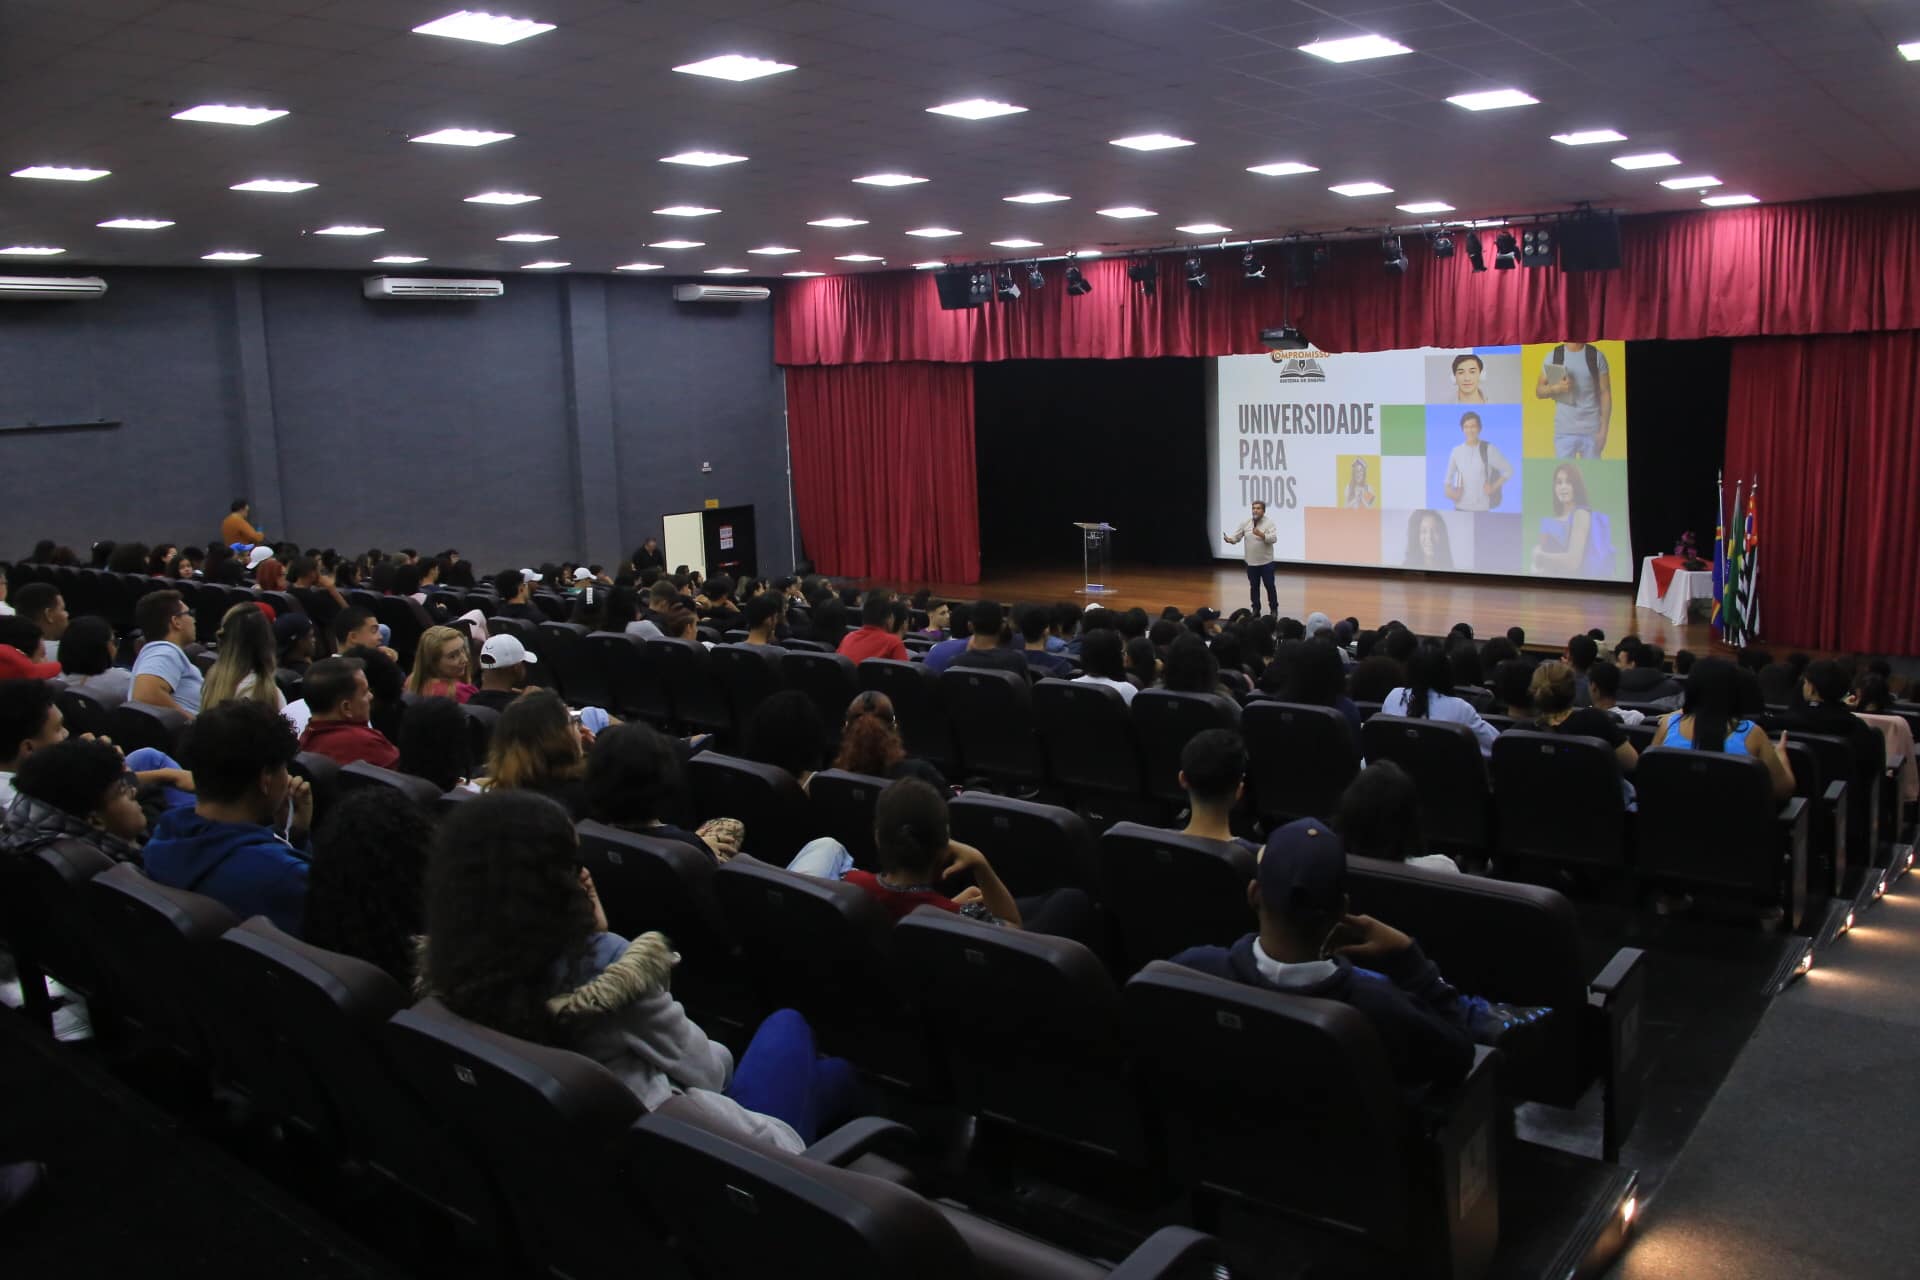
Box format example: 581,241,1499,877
1634,555,1716,625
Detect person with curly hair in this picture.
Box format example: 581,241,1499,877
419,791,860,1150
303,788,433,985
833,690,949,791
584,722,736,860
742,690,825,791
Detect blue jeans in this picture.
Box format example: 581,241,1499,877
1246,561,1277,614
788,837,854,880
126,748,193,810
724,1008,862,1145
1554,434,1598,459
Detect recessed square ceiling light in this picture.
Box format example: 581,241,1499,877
12,166,109,181
497,232,557,242
316,225,384,236
0,246,64,256
1395,201,1454,214
98,218,174,230
661,151,748,167
1551,129,1627,145
1247,161,1318,177
1097,206,1156,218
807,216,868,227
927,98,1027,119
413,11,555,44
674,54,796,81
1176,223,1231,235
654,205,720,216
1702,193,1759,206
1003,192,1070,204
374,255,428,264
233,178,316,192
1659,174,1722,190
1899,41,1920,61
1329,182,1392,197
412,128,514,147
784,270,825,277
1446,89,1538,111
465,190,539,204
853,173,927,186
748,245,801,255
172,104,287,126
1298,34,1412,62
705,267,751,275
836,254,883,262
1073,249,1103,258
616,262,665,271
649,240,704,249
912,261,946,269
520,260,570,269
202,251,261,261
1110,134,1193,151
1612,152,1680,169
906,227,961,237
991,238,1043,248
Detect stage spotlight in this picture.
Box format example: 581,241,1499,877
1432,231,1455,259
1242,248,1266,280
995,268,1020,301
1521,226,1554,267
1494,231,1519,269
1128,258,1157,295
1184,254,1209,289
1381,234,1408,274
1465,231,1487,272
1065,263,1092,295
1027,263,1045,290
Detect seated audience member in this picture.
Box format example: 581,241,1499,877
1786,659,1885,771
1162,633,1234,700
837,595,910,663
420,791,854,1148
276,614,317,677
167,548,202,580
1530,661,1638,774
1124,635,1161,691
407,625,477,703
1446,639,1485,692
250,547,287,592
146,544,178,577
1278,638,1363,744
1757,654,1809,708
1479,635,1522,670
696,575,742,622
918,599,952,639
1672,648,1698,676
658,604,704,647
1170,819,1544,1089
11,584,69,662
585,721,737,860
1617,643,1681,702
804,599,850,651
0,618,59,683
1588,661,1642,726
144,700,312,935
833,690,949,791
341,642,407,742
482,689,590,817
1209,632,1254,696
491,569,545,622
1017,605,1075,677
741,592,784,647
1564,634,1599,706
302,788,433,986
1176,728,1257,853
201,605,283,711
640,578,683,628
1506,626,1527,649
922,604,973,673
332,606,395,664
1382,648,1499,752
3,738,148,864
1653,657,1795,800
287,557,346,632
1148,618,1181,651
1346,654,1404,704
1332,760,1459,873
471,634,538,711
57,616,134,708
296,657,400,769
744,690,826,791
131,590,205,715
1851,673,1896,715
949,601,1030,679
1491,658,1535,720
397,697,475,791
1070,628,1136,704
1,680,66,806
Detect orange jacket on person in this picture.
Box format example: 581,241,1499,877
221,511,264,545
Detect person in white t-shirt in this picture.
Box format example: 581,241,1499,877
1069,629,1136,705
1444,412,1513,514
1223,499,1279,616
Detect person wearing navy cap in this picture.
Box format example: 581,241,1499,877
1170,818,1545,1090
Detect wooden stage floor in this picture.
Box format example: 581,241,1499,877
853,562,1714,652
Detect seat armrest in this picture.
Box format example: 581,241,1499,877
1776,796,1809,932
1823,780,1848,809
802,1116,917,1168
1105,1227,1223,1280
1776,794,1808,829
1586,946,1647,1162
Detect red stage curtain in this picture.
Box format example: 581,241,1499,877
777,192,1920,366
785,363,980,584
1724,331,1920,653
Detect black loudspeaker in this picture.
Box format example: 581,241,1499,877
1558,215,1622,272
934,267,990,309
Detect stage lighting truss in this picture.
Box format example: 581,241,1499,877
1493,230,1519,269
1520,225,1555,267
1185,254,1209,289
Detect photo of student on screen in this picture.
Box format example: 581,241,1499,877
1403,509,1454,570
1443,412,1513,513
1450,353,1488,403
1534,341,1613,458
1531,463,1614,577
1342,458,1377,509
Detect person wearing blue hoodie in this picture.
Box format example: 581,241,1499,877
143,699,313,936
1170,818,1545,1092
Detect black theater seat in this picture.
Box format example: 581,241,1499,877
710,642,786,730
0,837,116,1034
1242,700,1359,824
782,650,861,752
1034,677,1148,826
106,700,189,756
859,658,958,775
1490,731,1629,873
688,751,816,862
1361,716,1494,855
941,666,1042,791
1635,747,1808,926
84,863,238,1071
807,768,892,870
1130,690,1240,810
948,791,1100,900
1098,822,1255,971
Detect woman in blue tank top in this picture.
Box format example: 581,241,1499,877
1530,464,1613,579
1652,657,1796,799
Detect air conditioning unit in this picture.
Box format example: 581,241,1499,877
673,283,771,303
362,276,503,300
0,276,108,300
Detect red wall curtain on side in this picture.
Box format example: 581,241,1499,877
785,363,981,584
777,192,1920,366
1724,331,1920,653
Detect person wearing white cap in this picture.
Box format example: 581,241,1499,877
490,569,544,622
470,634,538,711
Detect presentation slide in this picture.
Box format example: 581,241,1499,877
1206,342,1630,582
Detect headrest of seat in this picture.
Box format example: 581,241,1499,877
391,997,643,1128
220,915,405,1016
894,906,1116,1013
91,861,238,938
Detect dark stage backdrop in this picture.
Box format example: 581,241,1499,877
1624,339,1731,567
973,358,1209,571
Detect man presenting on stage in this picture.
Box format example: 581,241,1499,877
1224,499,1278,616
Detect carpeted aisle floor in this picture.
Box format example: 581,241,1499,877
1616,874,1920,1279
